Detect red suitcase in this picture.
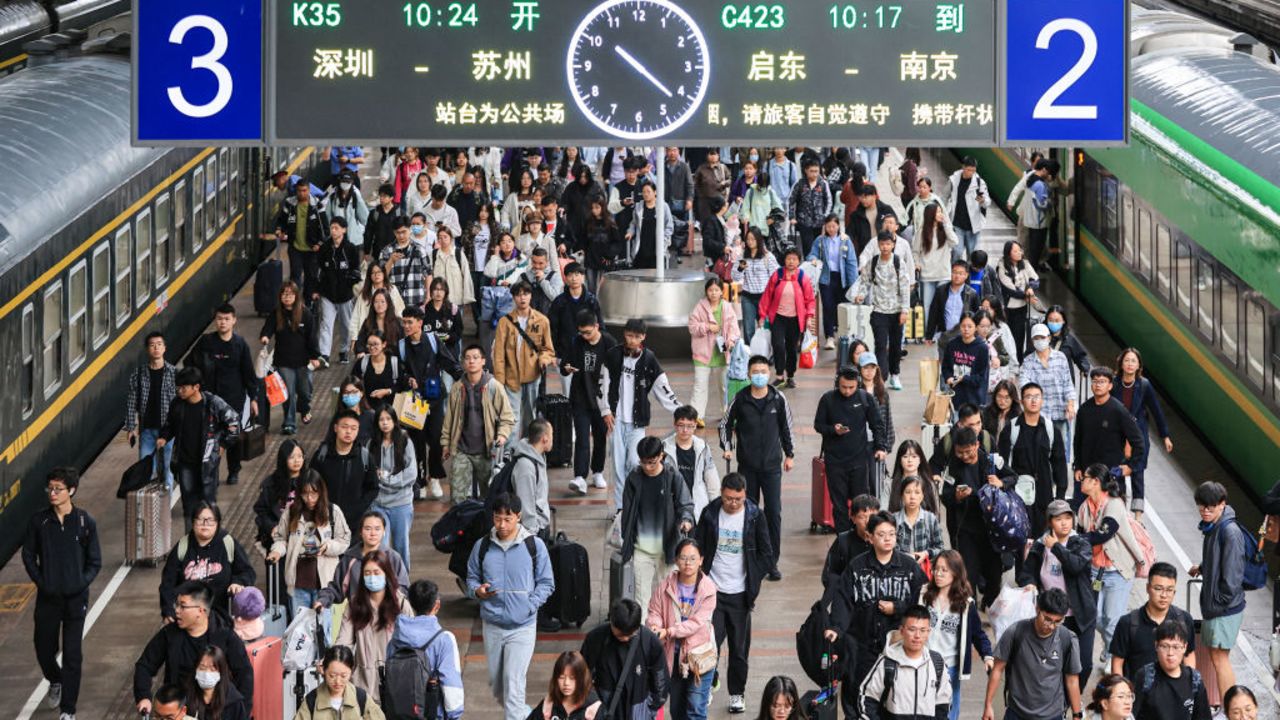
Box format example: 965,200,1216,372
245,635,283,720
811,455,835,534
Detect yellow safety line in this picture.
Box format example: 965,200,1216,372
0,53,29,71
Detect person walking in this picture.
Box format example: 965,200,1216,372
757,249,817,388
493,280,557,439
190,306,258,487
806,214,859,348
857,605,953,720
441,344,515,502
920,550,993,720
127,332,177,490
620,437,695,621
562,310,616,495
1188,481,1246,698
647,538,718,720
981,589,1083,720
813,367,888,533
1018,499,1098,687
387,579,465,719
580,599,670,720
998,382,1069,537
260,282,321,435
1114,348,1173,517
1109,562,1196,682
314,217,363,365
688,277,741,424
157,367,240,527
1077,464,1144,669
368,406,417,566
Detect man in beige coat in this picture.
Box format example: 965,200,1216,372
442,344,516,502
492,280,556,439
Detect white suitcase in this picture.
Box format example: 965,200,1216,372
921,422,953,454
837,303,874,342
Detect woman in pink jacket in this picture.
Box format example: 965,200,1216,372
688,277,742,425
648,537,719,720
757,247,817,388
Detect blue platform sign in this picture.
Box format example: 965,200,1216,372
134,0,263,144
1003,0,1128,144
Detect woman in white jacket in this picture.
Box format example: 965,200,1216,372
912,203,958,330
325,173,370,242
663,407,722,518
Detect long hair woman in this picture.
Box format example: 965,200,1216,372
335,550,411,702
920,550,993,720
260,281,318,433
528,651,602,720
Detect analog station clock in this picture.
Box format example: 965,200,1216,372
566,0,711,140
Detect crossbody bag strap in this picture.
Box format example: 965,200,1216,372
505,314,543,355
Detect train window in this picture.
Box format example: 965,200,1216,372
42,282,63,397
114,225,132,327
205,157,218,245
68,261,87,372
174,179,188,271
1219,273,1239,366
1245,299,1265,387
191,168,205,252
135,209,153,308
1173,240,1192,320
91,243,109,349
20,305,33,415
1119,192,1134,267
218,149,230,225
1136,208,1152,282
228,150,241,216
155,193,171,287
1100,176,1119,252
1194,257,1216,341
1155,224,1171,302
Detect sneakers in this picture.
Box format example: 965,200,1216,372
318,355,331,369
538,616,562,633
824,337,836,350
59,714,75,720
591,473,608,489
569,477,588,495
729,695,746,714
888,375,903,391
282,425,297,436
47,684,61,711
338,351,349,364
766,569,783,581
784,378,796,389
772,377,787,388
428,478,444,500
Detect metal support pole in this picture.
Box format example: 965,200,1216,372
656,153,666,279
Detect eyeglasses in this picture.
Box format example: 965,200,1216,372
1149,585,1176,596
721,495,745,505
193,517,218,526
1157,642,1187,653
46,486,67,495
674,423,698,431
176,603,204,612
324,671,352,682
676,555,700,564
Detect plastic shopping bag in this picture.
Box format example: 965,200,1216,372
988,586,1037,644
264,371,289,407
282,608,323,671
749,327,772,360
728,339,750,381
799,331,818,369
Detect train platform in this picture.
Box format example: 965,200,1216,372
0,151,1274,720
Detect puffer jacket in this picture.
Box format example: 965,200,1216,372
688,298,741,366
646,571,718,678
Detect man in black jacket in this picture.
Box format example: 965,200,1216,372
939,427,1015,609
694,474,775,714
563,309,615,495
398,306,461,492
848,184,898,255
191,306,258,486
821,494,881,590
620,437,694,620
826,512,927,719
1072,366,1144,506
23,467,101,720
547,263,604,397
312,410,378,525
1017,499,1097,687
924,260,978,344
814,368,888,533
135,581,253,716
998,382,1068,536
157,368,240,527
274,181,327,300
314,217,362,365
720,355,795,578
362,183,401,262
580,599,669,717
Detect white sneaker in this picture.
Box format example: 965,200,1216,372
591,473,608,489
729,694,745,714
59,714,75,720
47,684,61,710
888,374,903,391
428,478,444,500
569,477,588,495
824,337,836,350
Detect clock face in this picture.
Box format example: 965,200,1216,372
566,0,710,140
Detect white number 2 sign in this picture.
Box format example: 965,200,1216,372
166,15,234,119
1031,18,1099,121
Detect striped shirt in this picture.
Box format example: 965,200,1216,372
733,253,780,294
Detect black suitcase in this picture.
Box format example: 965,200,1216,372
547,532,591,627
536,393,573,467
254,257,283,316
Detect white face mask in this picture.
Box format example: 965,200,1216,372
195,670,221,690
339,182,353,192
1032,338,1050,352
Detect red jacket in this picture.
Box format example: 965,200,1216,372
758,268,816,329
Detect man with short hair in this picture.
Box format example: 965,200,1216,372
127,331,177,490
23,467,101,720
939,426,1015,609
982,588,1082,720
1110,562,1196,682
311,409,377,526
190,306,258,487
814,367,888,533
580,599,669,717
1072,366,1144,505
822,494,881,589
859,605,952,720
399,305,460,496
694,474,775,714
492,280,556,439
663,147,695,255
1188,481,1245,695
925,260,978,346
150,684,196,720
466,494,554,720
447,171,484,229
1019,324,1077,466
156,368,239,526
423,182,462,238
548,262,604,398
1132,621,1211,720
381,216,433,309
928,403,996,477
848,183,897,254
608,157,644,230
998,381,1069,536
508,418,554,540
789,157,833,257
364,183,402,261
134,581,254,715
441,344,515,502
314,216,362,365
564,309,616,495
720,355,794,578
664,406,722,517
855,229,911,389
274,181,327,298
526,247,563,317
946,156,990,261
387,579,465,719
620,437,694,621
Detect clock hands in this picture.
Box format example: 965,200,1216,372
613,44,673,98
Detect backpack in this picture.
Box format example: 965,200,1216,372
978,483,1029,553
382,629,446,720
430,498,488,554
796,599,844,687
1138,662,1202,720
476,534,538,585
306,685,368,717
484,450,533,516
314,443,374,474
869,253,903,297
880,651,946,710
1238,520,1268,591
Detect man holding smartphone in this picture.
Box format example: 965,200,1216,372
813,367,889,533
946,157,991,263
561,310,617,495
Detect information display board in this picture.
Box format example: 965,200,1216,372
269,0,998,144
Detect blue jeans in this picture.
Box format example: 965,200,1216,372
611,420,646,510
1094,567,1133,662
506,381,541,440
277,365,313,430
947,666,961,720
740,292,761,345
670,666,714,720
955,229,981,262
138,427,174,489
371,501,414,569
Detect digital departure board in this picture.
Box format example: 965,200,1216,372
269,0,999,144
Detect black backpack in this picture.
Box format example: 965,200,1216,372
484,450,533,516
879,651,946,708
430,498,488,554
306,685,368,716
381,630,447,720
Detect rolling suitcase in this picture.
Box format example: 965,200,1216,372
837,303,873,342
283,667,321,720
125,482,171,567
262,562,290,638
609,550,635,608
548,532,591,627
536,393,574,467
906,286,926,342
246,635,283,720
254,255,284,316
921,422,952,454
1188,578,1222,706
810,455,835,534
836,334,859,374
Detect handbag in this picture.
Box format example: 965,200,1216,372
918,554,933,581
393,391,430,430
923,390,953,425
240,423,268,461
264,371,289,407
919,359,940,397
684,637,719,679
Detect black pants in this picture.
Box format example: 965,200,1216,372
797,225,821,257
1007,305,1029,360
871,311,904,375
572,406,608,478
827,458,869,534
1027,227,1049,267
34,593,86,714
712,591,752,695
742,468,782,563
771,315,801,378
176,462,217,528
841,643,878,720
1066,616,1095,689
958,529,1005,609
409,407,448,482
818,274,847,339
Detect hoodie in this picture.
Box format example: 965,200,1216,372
828,550,927,657
1198,505,1246,619
466,526,555,629
858,641,952,720
508,438,551,535
386,615,465,719
133,611,253,703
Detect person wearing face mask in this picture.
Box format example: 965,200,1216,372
335,551,413,702
336,378,379,445
184,646,248,720
379,217,433,309
312,410,379,526
326,169,370,242
316,511,409,613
